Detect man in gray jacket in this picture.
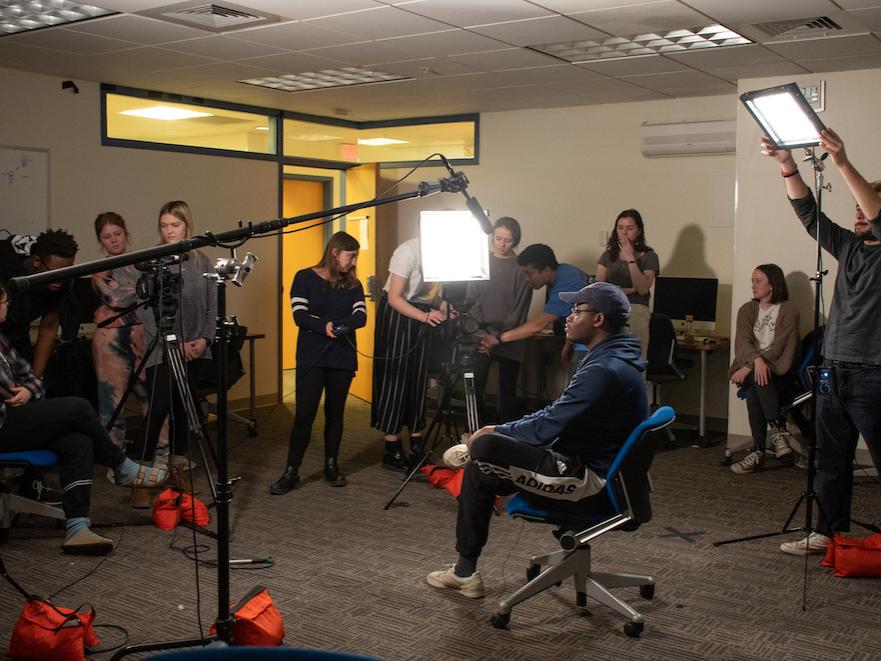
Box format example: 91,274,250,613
426,282,647,598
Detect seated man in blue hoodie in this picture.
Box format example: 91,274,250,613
426,282,647,598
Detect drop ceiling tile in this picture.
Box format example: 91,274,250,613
575,54,690,76
621,69,730,92
568,1,710,36
798,51,881,71
380,28,510,57
235,0,381,20
161,35,288,60
67,14,208,44
489,63,607,84
666,44,786,68
305,5,452,39
529,0,669,14
227,51,353,74
468,15,606,46
850,7,881,31
397,0,553,28
9,27,139,54
366,57,479,76
836,0,881,8
99,46,218,73
679,0,842,24
765,33,881,59
706,61,810,81
301,40,414,65
228,21,363,50
449,47,561,71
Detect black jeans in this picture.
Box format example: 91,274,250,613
286,365,354,468
471,353,521,424
0,397,125,519
742,372,792,449
143,359,209,461
814,363,881,536
455,433,606,561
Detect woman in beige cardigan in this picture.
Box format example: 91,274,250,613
729,264,800,474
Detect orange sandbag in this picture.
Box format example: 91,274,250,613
152,487,182,531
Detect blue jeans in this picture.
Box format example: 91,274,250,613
814,363,881,536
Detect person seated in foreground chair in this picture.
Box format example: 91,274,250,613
0,283,165,555
426,282,647,598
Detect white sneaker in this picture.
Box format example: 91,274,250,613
442,444,470,468
730,450,764,474
771,429,794,460
426,565,485,598
780,533,831,556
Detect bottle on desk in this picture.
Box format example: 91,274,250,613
683,314,695,342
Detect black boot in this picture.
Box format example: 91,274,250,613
324,457,348,487
270,466,300,495
382,440,409,472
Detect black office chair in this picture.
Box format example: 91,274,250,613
646,314,693,446
195,322,257,436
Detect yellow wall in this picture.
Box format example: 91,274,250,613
344,164,378,403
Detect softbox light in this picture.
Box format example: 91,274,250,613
741,82,827,149
420,210,490,283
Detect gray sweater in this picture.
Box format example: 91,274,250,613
139,250,218,369
791,193,881,364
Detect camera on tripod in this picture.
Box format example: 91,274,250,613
135,254,187,322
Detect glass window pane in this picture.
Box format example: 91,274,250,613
105,93,275,155
283,117,476,164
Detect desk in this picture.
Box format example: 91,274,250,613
676,336,729,442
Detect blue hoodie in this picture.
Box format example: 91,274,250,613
494,334,647,474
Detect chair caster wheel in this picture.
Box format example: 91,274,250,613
624,621,643,638
526,564,541,581
248,423,258,437
640,584,655,599
721,454,732,466
490,612,510,629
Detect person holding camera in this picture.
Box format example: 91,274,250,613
138,200,216,501
467,217,531,423
271,232,366,494
762,128,881,555
372,236,453,471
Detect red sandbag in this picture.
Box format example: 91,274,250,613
152,487,182,531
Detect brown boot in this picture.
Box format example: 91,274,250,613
167,464,195,493
132,486,156,509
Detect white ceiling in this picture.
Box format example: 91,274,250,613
2,0,880,120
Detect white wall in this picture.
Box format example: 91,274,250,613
385,95,740,419
729,68,881,438
0,66,280,405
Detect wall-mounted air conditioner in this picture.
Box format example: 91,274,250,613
640,120,736,158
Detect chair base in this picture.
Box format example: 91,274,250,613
492,543,654,637
0,491,66,531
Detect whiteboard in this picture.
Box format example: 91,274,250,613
0,146,50,236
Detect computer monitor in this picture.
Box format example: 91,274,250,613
652,276,718,333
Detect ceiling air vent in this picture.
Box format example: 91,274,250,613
140,1,282,33
753,16,843,39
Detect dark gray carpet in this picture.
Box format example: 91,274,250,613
2,397,880,660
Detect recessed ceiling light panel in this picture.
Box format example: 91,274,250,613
529,24,752,63
0,1,114,35
239,67,409,92
120,105,213,120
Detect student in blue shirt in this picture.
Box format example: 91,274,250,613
479,243,587,358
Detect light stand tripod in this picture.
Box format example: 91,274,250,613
384,327,480,510
9,159,483,653
714,147,831,608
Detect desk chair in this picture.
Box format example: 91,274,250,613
646,314,693,446
196,323,257,437
491,406,676,638
0,450,65,542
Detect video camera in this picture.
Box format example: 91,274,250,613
134,254,188,328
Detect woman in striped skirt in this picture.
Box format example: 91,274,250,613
372,237,449,470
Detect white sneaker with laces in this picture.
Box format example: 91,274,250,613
442,444,470,468
771,429,794,460
730,449,764,474
780,532,831,556
426,565,485,598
